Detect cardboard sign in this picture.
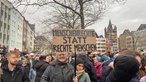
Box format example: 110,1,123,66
52,28,96,52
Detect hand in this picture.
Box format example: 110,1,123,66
73,76,78,82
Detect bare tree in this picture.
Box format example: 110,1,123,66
10,0,126,29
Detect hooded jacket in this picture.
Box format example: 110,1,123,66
40,59,74,82
108,55,140,82
34,60,49,82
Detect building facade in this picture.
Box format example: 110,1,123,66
133,24,146,51
126,34,134,50
105,20,118,53
29,23,35,51
9,8,23,51
26,22,35,52
0,0,12,51
22,18,27,51
118,29,131,50
96,35,106,54
106,40,111,52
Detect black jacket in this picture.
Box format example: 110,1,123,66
1,64,30,82
40,60,74,82
34,60,49,82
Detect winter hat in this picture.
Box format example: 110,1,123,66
30,53,35,56
114,55,139,75
76,58,84,65
108,55,140,82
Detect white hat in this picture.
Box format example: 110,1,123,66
30,53,35,55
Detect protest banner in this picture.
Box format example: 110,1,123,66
52,28,97,52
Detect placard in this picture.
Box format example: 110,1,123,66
52,28,97,52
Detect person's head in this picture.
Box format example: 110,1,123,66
87,52,95,58
141,56,146,71
108,55,140,82
28,53,35,58
56,52,68,62
22,56,29,66
119,50,142,66
93,57,98,63
46,54,54,63
39,55,47,61
6,51,20,66
35,56,40,61
76,58,84,71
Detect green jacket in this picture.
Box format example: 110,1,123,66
78,71,91,82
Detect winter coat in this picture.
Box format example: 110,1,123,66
0,64,30,82
40,59,74,82
108,55,140,82
78,71,91,82
101,58,114,82
94,62,102,78
34,60,49,82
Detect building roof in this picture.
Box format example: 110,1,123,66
137,24,146,31
105,20,117,33
122,29,130,35
35,36,49,42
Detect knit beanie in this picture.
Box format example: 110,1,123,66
108,55,140,82
76,58,84,65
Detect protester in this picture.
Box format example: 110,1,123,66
93,57,102,82
28,53,36,82
34,55,49,82
108,55,140,82
22,56,30,78
78,54,98,82
40,52,75,82
45,54,54,63
0,51,30,82
76,58,91,82
139,55,146,78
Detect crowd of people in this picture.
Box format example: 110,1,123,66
0,49,146,82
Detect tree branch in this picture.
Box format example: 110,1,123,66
53,0,81,17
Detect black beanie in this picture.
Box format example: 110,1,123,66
108,55,140,82
114,55,139,75
76,58,84,65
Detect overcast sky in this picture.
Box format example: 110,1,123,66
11,0,146,36
88,0,146,36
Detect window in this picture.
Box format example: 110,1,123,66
1,10,3,16
4,23,6,32
8,15,10,20
0,20,2,31
7,35,9,43
3,34,6,43
5,12,7,18
0,32,2,39
5,6,7,12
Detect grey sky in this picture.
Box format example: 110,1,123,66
88,0,146,36
9,0,146,36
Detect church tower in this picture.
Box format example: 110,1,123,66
105,20,117,43
105,20,118,53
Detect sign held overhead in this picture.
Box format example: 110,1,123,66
52,28,97,52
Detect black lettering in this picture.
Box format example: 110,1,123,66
53,45,72,52
63,37,67,44
72,37,78,43
83,37,86,43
